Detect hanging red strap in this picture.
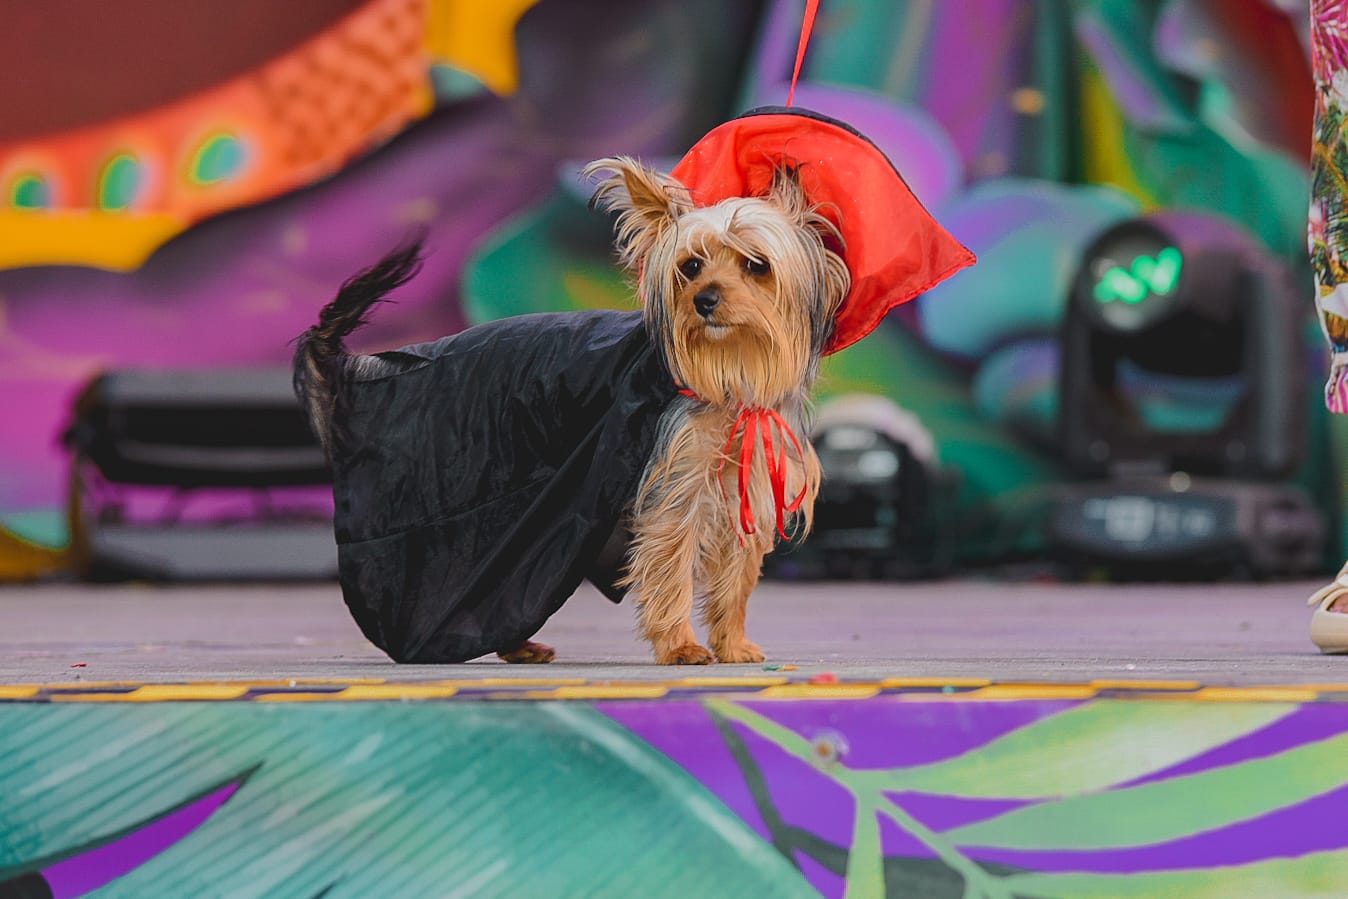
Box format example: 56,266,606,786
737,413,760,535
760,413,808,538
713,406,809,543
786,0,821,108
679,387,808,541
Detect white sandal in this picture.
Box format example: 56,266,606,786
1308,562,1348,654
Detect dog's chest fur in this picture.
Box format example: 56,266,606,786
634,398,818,553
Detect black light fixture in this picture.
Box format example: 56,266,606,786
1060,212,1301,477
1048,211,1324,577
765,395,955,580
64,367,337,581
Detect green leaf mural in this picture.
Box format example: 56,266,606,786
886,700,1298,798
4,691,1348,898
711,698,1296,799
948,730,1348,850
0,702,815,899
1005,848,1348,899
686,697,1348,898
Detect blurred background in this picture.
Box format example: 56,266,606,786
0,0,1337,585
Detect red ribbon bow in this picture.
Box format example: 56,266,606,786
678,388,807,542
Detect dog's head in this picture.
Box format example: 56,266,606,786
586,157,850,407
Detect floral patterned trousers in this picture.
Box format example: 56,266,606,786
1312,0,1348,411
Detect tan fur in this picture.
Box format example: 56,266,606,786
589,155,849,665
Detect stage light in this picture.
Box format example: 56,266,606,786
1049,212,1324,578
820,424,903,483
1060,213,1300,478
764,395,955,580
63,368,337,581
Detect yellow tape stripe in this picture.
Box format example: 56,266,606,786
249,685,461,701
51,685,250,702
757,685,881,699
957,685,1101,701
40,682,148,690
338,685,459,700
1089,680,1203,691
879,677,992,688
1239,683,1348,692
1192,687,1321,703
672,677,790,687
547,686,670,699
434,678,589,687
224,678,389,687
6,681,1346,703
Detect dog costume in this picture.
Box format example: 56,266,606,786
322,107,974,662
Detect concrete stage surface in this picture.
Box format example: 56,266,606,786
0,578,1338,684
6,579,1348,899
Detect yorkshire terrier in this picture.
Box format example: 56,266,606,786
298,156,848,665
585,156,849,664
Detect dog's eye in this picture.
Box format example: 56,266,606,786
679,258,703,279
746,257,770,276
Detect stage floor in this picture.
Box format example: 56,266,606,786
0,578,1339,686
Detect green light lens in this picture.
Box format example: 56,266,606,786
1093,246,1183,305
1150,246,1182,295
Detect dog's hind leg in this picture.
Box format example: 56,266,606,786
497,640,556,664
702,543,767,664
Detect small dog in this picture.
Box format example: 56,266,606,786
585,157,849,664
297,156,849,665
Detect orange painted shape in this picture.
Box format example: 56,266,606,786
0,0,433,271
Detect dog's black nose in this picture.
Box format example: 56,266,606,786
694,288,721,318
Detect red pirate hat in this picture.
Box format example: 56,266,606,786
670,106,975,354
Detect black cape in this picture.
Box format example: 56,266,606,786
331,309,674,662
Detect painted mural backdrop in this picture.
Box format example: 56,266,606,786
2,682,1348,897
0,0,1329,574
0,0,759,573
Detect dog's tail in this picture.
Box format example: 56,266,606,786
294,238,424,458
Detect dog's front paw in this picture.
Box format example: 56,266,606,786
497,640,556,664
714,640,765,664
656,642,715,665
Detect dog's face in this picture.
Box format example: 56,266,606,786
586,157,851,407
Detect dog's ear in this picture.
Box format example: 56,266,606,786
766,163,814,222
585,156,690,271
771,161,848,269
771,164,850,338
769,164,845,242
